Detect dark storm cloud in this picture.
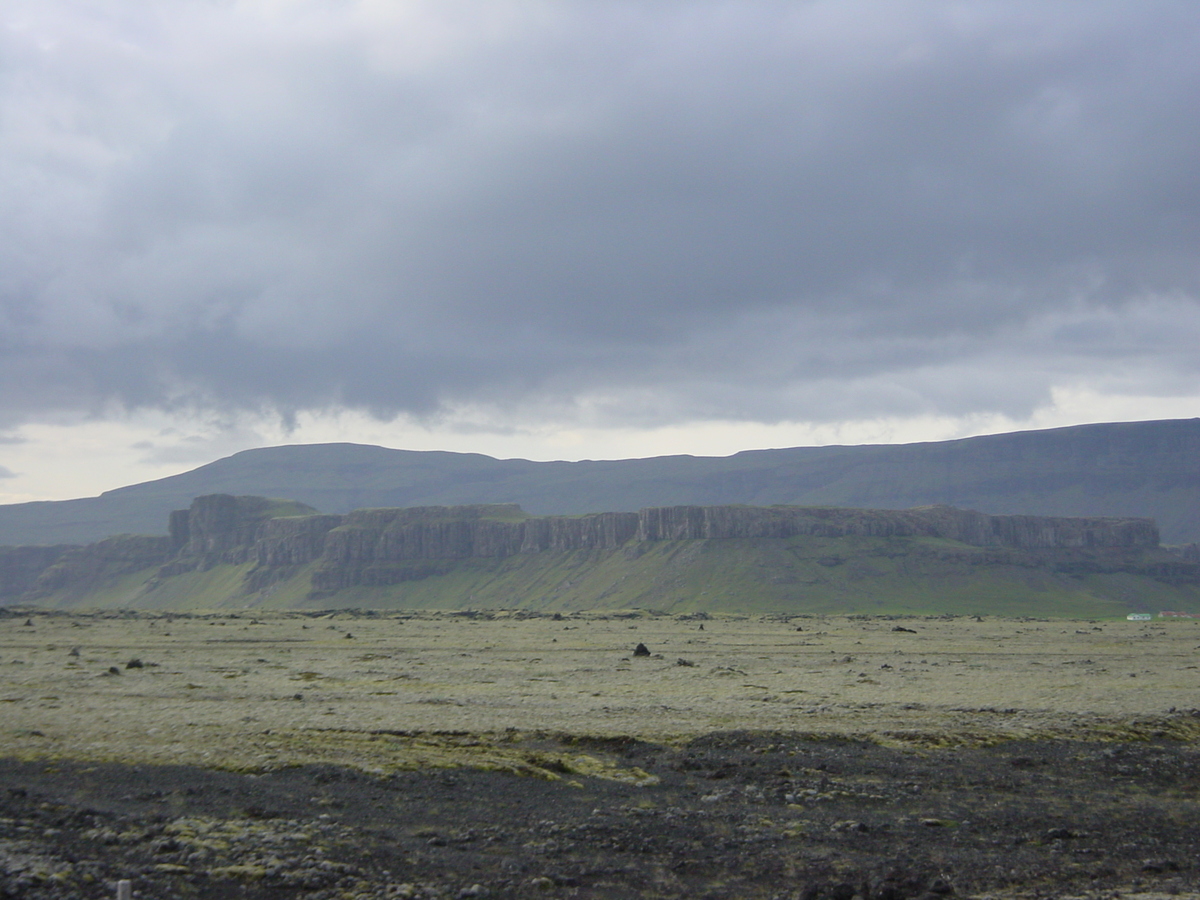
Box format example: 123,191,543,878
2,1,1198,430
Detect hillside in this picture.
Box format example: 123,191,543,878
6,495,1198,617
3,418,1200,547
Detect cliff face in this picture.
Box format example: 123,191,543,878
257,514,346,566
325,508,519,564
28,535,174,599
302,507,641,591
0,545,74,600
252,506,645,567
164,495,320,572
0,494,1172,607
267,502,1155,575
636,505,1159,549
255,502,1159,594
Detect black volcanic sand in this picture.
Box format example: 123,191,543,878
2,733,1199,900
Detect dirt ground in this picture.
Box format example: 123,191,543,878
1,609,1199,899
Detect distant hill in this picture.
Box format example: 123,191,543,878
2,418,1199,546
9,495,1197,617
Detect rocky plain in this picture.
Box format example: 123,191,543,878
1,608,1199,899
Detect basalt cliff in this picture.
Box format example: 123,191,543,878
3,418,1200,549
2,495,1196,616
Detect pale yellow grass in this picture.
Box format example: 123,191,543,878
2,611,1198,773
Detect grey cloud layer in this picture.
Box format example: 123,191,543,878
2,1,1198,430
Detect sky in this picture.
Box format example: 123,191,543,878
2,1,1199,503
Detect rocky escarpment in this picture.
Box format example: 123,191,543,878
0,545,74,599
267,503,1159,570
0,496,321,601
0,494,1175,606
28,535,174,600
637,505,1159,549
163,494,319,573
321,507,639,559
1171,543,1200,563
304,506,642,591
256,514,347,566
254,501,1161,594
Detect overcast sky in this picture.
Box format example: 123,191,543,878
2,0,1199,502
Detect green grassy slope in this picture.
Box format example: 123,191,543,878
32,533,1200,617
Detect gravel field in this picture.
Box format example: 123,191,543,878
1,609,1198,899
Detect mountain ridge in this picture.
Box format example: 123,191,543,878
3,417,1199,546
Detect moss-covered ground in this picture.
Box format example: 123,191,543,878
2,610,1200,899
3,609,1199,767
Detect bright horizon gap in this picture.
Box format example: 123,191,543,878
2,388,1197,505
